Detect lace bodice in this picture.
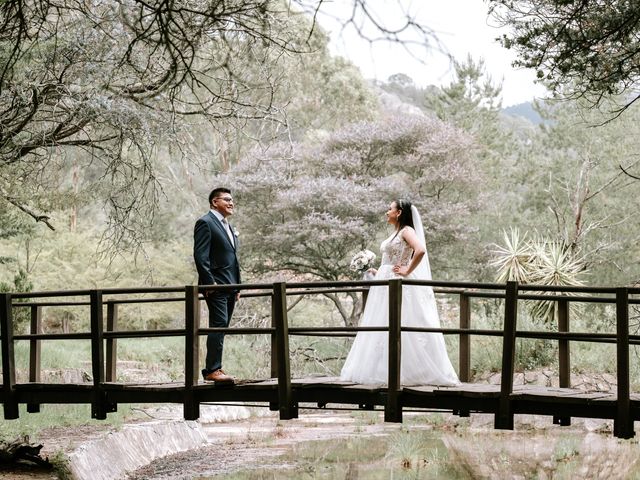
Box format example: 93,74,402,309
380,229,413,267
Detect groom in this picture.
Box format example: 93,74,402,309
193,187,240,384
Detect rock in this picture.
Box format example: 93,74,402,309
68,421,208,480
0,436,52,468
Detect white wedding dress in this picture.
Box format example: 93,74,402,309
340,215,459,386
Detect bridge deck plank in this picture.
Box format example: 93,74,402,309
4,377,638,420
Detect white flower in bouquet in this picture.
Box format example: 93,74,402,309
350,249,377,273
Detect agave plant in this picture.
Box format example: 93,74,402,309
527,241,586,323
490,228,536,283
491,229,587,325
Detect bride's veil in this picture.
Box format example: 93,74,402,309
410,205,432,281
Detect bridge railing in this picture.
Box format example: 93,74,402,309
1,280,639,438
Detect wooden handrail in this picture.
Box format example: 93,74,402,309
0,279,637,438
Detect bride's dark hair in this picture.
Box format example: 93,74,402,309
394,199,415,233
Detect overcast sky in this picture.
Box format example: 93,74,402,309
318,1,549,107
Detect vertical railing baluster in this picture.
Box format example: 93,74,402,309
90,290,107,419
495,281,518,430
0,293,18,419
459,292,471,381
385,279,402,423
457,292,471,417
614,287,634,439
184,285,200,420
27,305,42,413
553,299,571,426
269,290,279,411
273,282,296,419
105,302,118,383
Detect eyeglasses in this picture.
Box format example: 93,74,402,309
215,197,234,202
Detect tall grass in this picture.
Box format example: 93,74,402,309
0,404,134,441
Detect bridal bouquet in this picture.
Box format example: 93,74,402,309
350,249,376,274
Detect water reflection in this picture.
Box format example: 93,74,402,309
194,429,640,480
198,432,465,479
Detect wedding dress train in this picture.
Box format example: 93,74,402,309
340,214,459,386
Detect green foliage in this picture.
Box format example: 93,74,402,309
0,268,33,334
489,0,640,112
515,315,556,371
0,404,133,442
49,450,73,480
385,430,429,470
426,54,503,130
0,268,33,294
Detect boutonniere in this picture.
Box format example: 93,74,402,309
233,228,239,237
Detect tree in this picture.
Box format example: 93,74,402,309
0,0,440,243
425,54,506,161
527,99,640,284
222,114,478,325
488,0,640,115
425,55,515,280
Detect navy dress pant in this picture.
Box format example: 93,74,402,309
202,292,236,377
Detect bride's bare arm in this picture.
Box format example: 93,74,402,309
393,227,426,276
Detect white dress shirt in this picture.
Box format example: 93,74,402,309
210,209,234,246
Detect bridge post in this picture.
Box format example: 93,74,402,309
184,285,201,420
495,281,518,431
456,292,471,417
105,302,118,383
273,282,296,419
0,293,18,419
614,287,634,439
269,288,279,411
90,290,108,420
553,299,571,426
27,305,42,413
385,279,402,423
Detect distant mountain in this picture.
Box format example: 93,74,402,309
502,102,543,124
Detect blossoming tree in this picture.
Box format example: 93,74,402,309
224,114,480,325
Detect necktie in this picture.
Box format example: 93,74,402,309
221,218,234,245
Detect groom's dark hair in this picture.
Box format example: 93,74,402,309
209,187,231,205
395,199,415,231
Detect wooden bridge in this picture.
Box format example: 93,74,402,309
1,280,639,439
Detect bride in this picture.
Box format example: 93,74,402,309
340,199,459,386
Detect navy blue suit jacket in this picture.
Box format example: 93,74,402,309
193,211,240,286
